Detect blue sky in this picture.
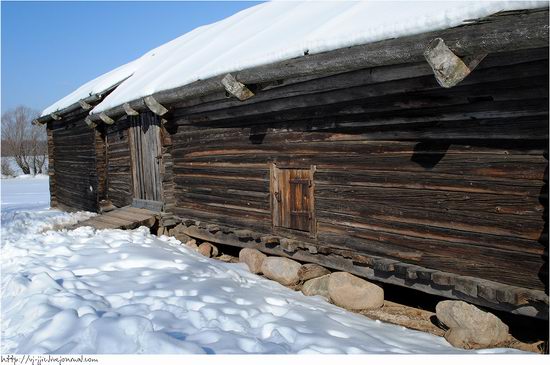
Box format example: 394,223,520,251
1,1,262,113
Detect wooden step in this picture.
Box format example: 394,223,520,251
69,206,159,230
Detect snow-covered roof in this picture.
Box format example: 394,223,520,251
41,0,547,117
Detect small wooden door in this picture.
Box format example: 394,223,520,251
128,113,163,210
271,164,315,233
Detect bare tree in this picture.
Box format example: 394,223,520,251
1,106,46,175
1,158,15,177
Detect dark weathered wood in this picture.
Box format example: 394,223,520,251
49,111,101,212
71,206,159,230
160,46,548,296
128,113,163,203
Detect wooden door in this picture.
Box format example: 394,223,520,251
128,114,163,210
271,165,315,233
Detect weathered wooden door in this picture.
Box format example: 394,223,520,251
271,164,315,233
128,114,163,210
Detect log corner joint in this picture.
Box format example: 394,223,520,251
424,38,487,88
221,73,255,101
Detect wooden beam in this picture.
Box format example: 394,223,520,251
99,112,115,125
50,112,62,121
221,73,255,101
84,116,97,128
123,102,140,116
424,38,487,88
79,99,93,110
144,95,169,116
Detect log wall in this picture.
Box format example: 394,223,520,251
165,47,548,292
105,118,134,208
49,111,101,212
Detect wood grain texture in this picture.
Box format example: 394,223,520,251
165,48,548,291
49,112,101,212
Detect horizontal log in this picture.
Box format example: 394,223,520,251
317,196,542,240
172,61,547,124
317,223,544,290
316,210,543,255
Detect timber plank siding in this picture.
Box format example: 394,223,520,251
105,118,134,208
48,111,102,212
165,48,548,293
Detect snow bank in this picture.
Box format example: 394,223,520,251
1,180,525,354
41,0,547,117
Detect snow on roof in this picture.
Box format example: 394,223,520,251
40,59,140,116
41,0,547,117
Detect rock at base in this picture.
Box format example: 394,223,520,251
185,239,198,251
298,264,330,282
436,300,510,349
168,224,192,243
302,274,331,299
239,248,266,274
328,272,384,310
198,242,218,257
261,257,301,286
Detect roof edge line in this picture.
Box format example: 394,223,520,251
88,8,548,124
33,75,133,125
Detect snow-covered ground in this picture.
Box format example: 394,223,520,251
1,178,524,354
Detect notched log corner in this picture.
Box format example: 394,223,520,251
221,73,255,101
424,38,487,88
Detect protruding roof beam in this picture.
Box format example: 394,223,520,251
32,76,131,125
221,73,255,101
79,99,94,110
99,112,115,125
144,96,169,116
424,38,487,88
123,102,140,116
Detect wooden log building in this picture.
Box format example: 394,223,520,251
35,7,549,319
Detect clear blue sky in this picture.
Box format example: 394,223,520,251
1,1,262,113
